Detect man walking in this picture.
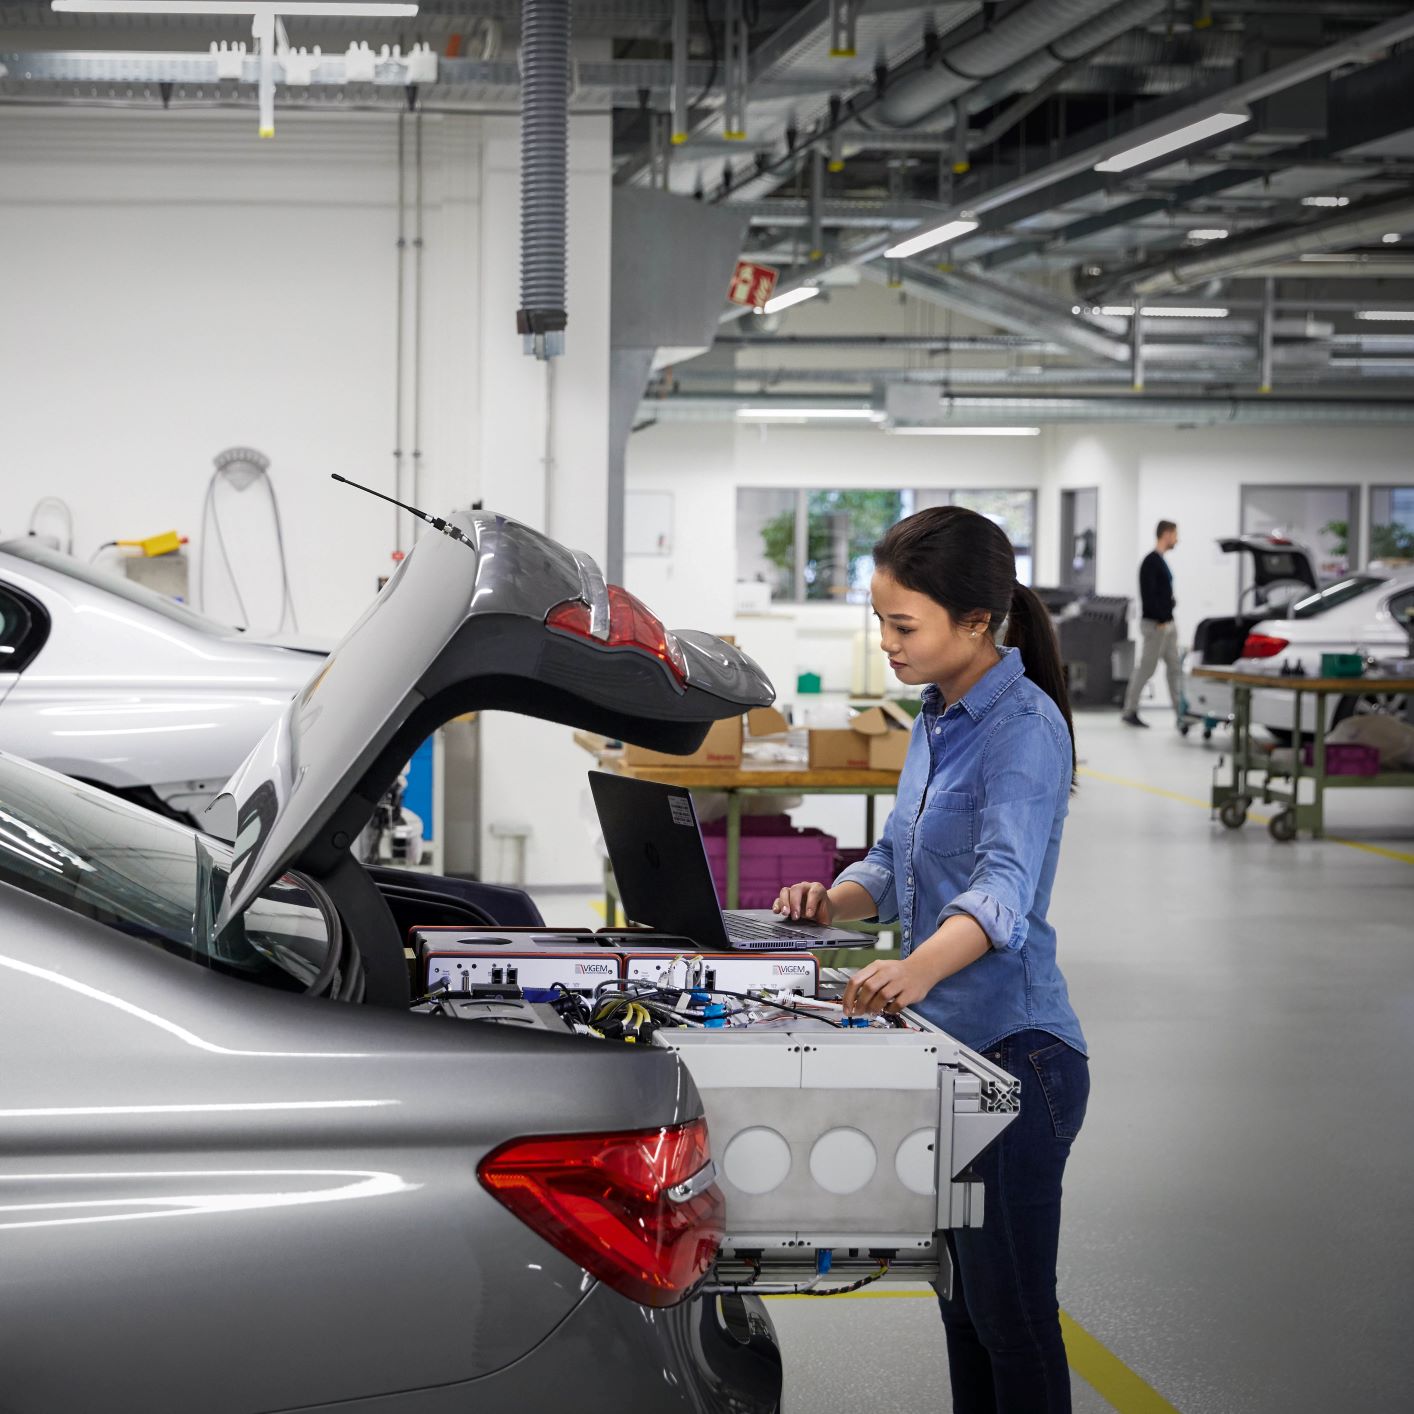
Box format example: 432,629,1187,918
1122,520,1181,728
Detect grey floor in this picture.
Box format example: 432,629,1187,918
538,713,1414,1413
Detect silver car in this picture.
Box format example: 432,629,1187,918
0,537,325,822
0,510,785,1413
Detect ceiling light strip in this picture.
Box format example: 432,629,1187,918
51,2,419,15
1093,109,1249,174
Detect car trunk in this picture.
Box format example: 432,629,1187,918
206,506,1018,1304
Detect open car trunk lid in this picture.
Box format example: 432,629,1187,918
207,510,773,982
1217,534,1319,608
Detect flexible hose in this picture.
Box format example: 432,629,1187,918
517,0,570,358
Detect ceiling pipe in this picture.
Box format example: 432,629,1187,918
1126,193,1414,295
640,393,1414,425
735,10,1414,319
861,262,1130,362
875,0,1123,129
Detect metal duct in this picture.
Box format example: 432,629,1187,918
1129,194,1414,297
883,392,1414,425
861,262,1129,363
967,0,1169,117
641,392,1414,425
517,0,570,359
876,0,1122,128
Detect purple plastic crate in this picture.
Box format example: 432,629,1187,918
833,846,870,878
701,821,838,906
1301,742,1381,776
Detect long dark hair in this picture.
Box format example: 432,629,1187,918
873,505,1076,778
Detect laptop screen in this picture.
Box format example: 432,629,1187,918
588,771,730,946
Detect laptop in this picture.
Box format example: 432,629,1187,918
588,771,864,950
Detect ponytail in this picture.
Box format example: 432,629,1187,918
1006,582,1077,783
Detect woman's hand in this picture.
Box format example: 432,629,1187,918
842,956,934,1017
773,881,833,924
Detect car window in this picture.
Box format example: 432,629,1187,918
1254,551,1308,584
1389,590,1414,642
0,753,335,993
1288,576,1389,620
0,585,49,672
0,538,239,637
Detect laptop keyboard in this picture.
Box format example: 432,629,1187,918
726,913,817,941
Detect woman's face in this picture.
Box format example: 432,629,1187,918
871,569,986,687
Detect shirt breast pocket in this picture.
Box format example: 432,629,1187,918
916,790,975,858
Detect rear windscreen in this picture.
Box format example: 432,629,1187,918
1289,576,1387,619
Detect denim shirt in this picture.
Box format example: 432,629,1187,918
835,647,1087,1056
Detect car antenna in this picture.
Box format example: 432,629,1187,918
330,473,477,550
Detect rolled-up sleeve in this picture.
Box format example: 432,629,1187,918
939,711,1068,952
834,805,899,923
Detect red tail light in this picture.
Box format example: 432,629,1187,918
478,1119,723,1307
1243,633,1289,659
547,584,688,686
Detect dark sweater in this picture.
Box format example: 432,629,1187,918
1139,550,1175,622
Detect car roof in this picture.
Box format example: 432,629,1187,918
0,538,239,638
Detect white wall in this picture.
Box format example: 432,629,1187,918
0,108,482,637
0,105,615,889
474,115,615,890
626,416,1414,723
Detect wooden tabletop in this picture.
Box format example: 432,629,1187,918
1192,668,1414,693
572,731,900,789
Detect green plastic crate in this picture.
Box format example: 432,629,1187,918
1320,652,1364,679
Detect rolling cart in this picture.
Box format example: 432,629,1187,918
1195,667,1414,841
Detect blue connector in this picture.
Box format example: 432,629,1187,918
843,1015,870,1028
703,1002,728,1029
816,1250,833,1275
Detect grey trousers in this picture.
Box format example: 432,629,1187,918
1123,618,1182,715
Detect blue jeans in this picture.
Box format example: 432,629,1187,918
936,1029,1090,1414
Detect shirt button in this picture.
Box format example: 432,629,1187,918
933,724,941,735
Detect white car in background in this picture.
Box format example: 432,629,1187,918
1191,564,1414,740
0,536,326,822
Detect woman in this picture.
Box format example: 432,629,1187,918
774,505,1088,1414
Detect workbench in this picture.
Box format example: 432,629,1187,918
573,731,899,924
1193,668,1414,841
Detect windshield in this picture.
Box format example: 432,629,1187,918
1289,575,1389,620
0,538,239,637
0,753,336,993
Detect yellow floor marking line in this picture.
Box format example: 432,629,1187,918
1326,838,1414,866
762,1292,1182,1412
1077,766,1413,866
1060,1311,1185,1414
1076,765,1212,811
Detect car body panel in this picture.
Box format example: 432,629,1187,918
0,878,721,1413
210,511,774,932
1218,571,1414,733
0,540,323,812
0,510,788,1413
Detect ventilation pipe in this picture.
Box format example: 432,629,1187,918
518,0,571,359
1129,194,1414,296
876,0,1126,129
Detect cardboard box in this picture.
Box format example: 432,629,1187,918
807,700,914,772
620,704,792,770
623,714,744,769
